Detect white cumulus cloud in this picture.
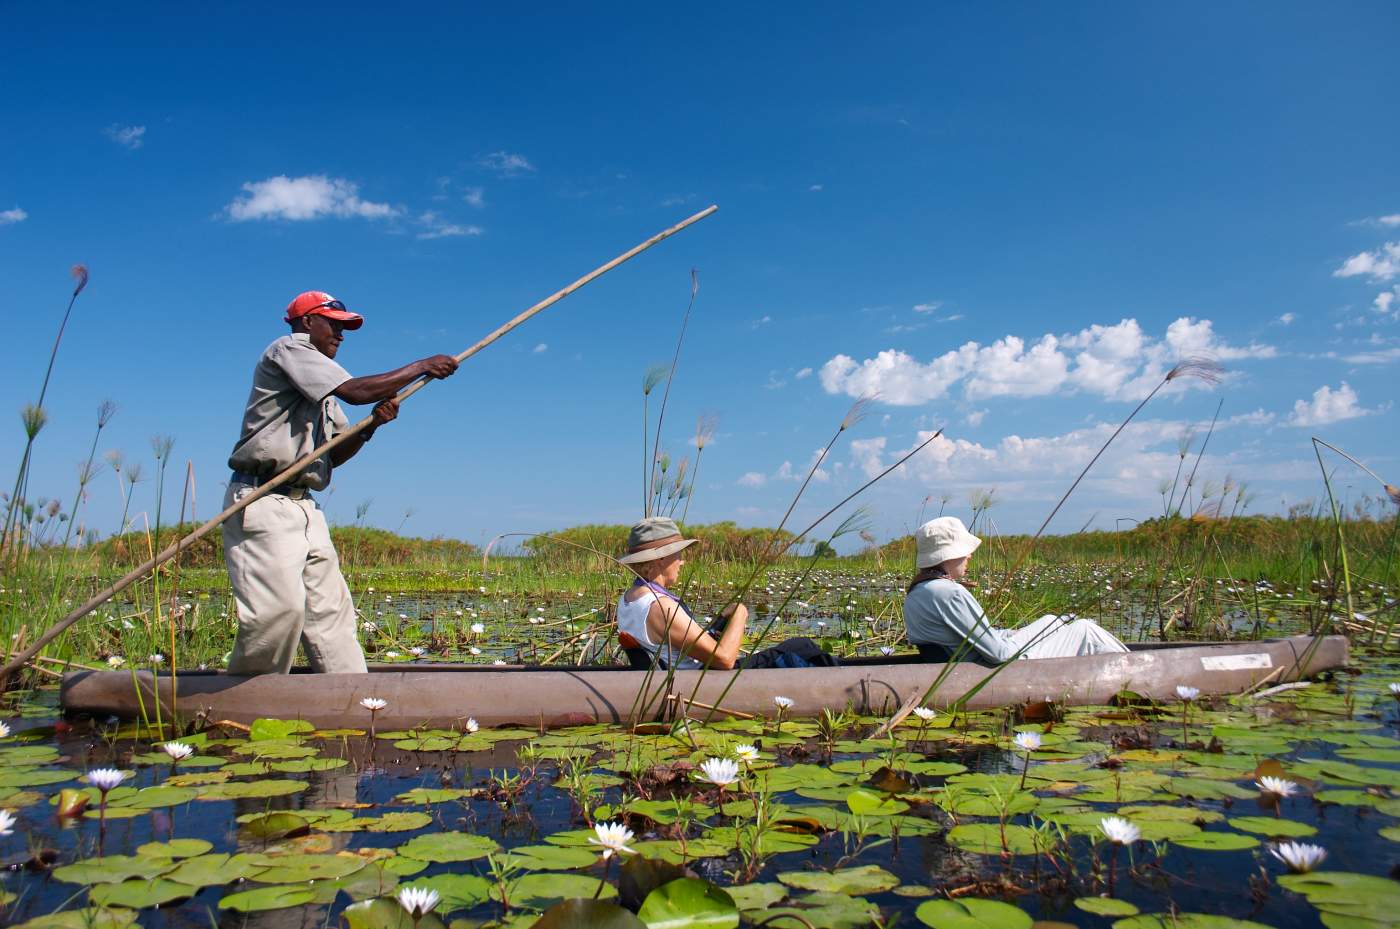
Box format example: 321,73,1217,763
1285,382,1377,427
0,207,27,225
478,151,535,177
416,210,483,240
225,175,398,222
532,343,548,353
820,317,1273,406
737,471,767,488
463,187,485,208
104,124,145,149
1334,242,1400,282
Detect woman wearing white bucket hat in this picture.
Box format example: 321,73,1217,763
616,517,835,670
902,516,1127,664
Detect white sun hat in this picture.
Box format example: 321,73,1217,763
915,516,982,569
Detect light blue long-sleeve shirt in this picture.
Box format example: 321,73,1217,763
903,578,1020,664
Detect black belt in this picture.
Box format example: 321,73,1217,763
231,472,310,498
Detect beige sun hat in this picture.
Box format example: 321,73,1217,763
618,516,700,565
915,516,982,569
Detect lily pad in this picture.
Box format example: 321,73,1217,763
136,838,212,858
1075,897,1141,917
219,885,317,912
492,873,616,909
531,899,646,929
1111,916,1275,929
1171,831,1261,851
916,898,1034,929
411,872,493,913
89,878,192,908
1227,816,1317,838
396,832,500,863
9,909,139,929
777,865,898,895
947,823,1047,856
248,852,366,883
52,854,174,885
196,779,308,800
248,718,315,740
636,878,740,928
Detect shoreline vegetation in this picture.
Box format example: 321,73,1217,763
0,512,1393,680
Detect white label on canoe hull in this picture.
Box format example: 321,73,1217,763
1201,653,1272,671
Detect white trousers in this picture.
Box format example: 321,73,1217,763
1007,614,1128,659
223,483,367,675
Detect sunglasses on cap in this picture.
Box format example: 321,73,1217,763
311,299,349,312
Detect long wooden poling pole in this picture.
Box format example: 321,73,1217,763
0,205,719,683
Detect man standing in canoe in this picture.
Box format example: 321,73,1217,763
223,291,458,675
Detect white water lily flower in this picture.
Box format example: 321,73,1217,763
698,757,741,787
148,653,165,666
773,696,794,710
1014,731,1042,752
464,718,480,734
469,646,482,656
360,697,387,712
587,821,636,859
1256,775,1298,798
471,623,485,634
396,886,441,918
880,646,896,656
106,656,125,668
1175,685,1200,701
408,646,426,657
1270,841,1327,873
734,744,760,763
1390,682,1400,696
913,707,937,721
86,768,128,793
1099,816,1141,845
160,742,194,761
0,809,14,835
0,721,10,738
385,651,401,658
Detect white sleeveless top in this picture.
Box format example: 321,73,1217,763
616,588,701,670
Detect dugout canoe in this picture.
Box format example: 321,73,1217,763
59,635,1347,729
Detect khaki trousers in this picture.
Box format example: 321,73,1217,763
223,483,367,675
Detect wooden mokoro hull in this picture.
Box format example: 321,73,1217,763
60,635,1346,730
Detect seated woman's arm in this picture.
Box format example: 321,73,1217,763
942,586,1019,663
649,599,748,669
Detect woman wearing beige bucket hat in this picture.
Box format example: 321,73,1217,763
902,516,1127,665
616,517,835,670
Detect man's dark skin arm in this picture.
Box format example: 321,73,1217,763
295,315,459,467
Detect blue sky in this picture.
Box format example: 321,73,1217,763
2,3,1397,549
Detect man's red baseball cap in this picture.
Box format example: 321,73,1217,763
284,291,365,330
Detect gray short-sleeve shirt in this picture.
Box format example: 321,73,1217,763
903,578,1020,664
227,333,352,491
